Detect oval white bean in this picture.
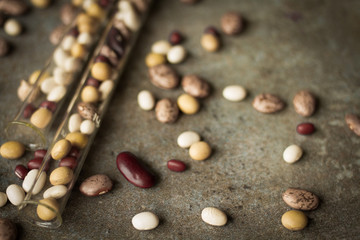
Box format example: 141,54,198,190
137,90,155,111
43,185,67,199
6,184,25,206
53,47,70,68
64,57,82,73
283,144,303,163
68,113,82,132
0,192,7,207
201,207,227,226
22,169,47,195
61,35,76,51
151,40,171,55
132,211,159,230
177,131,201,148
40,77,58,94
99,80,114,101
222,85,247,102
47,85,67,102
167,45,186,64
53,67,73,86
77,32,93,47
80,120,96,135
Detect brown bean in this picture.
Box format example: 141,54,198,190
221,11,243,35
0,218,17,240
345,113,360,136
282,188,319,211
79,174,113,196
293,90,316,117
155,98,179,123
182,75,210,98
77,102,98,120
148,64,179,90
0,0,28,16
252,93,285,113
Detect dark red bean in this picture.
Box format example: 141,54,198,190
68,27,79,37
116,152,155,188
23,104,36,118
167,159,186,172
59,156,78,169
40,101,57,113
86,77,101,88
94,55,110,64
169,30,183,45
34,149,47,158
204,26,220,36
15,165,28,180
27,157,45,170
99,0,111,7
68,146,80,158
296,122,315,135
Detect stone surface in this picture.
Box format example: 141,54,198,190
0,0,359,239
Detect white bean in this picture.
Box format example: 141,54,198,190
177,131,201,148
4,19,22,36
151,40,171,55
64,57,82,73
61,35,76,51
53,47,70,68
137,90,155,111
0,192,7,207
167,45,186,64
22,169,47,195
40,77,58,94
222,85,247,102
201,207,227,226
131,211,159,230
116,2,140,31
68,113,82,132
283,144,303,163
43,185,67,199
99,80,114,101
80,120,96,135
77,32,93,46
53,67,73,86
47,85,67,102
6,184,25,206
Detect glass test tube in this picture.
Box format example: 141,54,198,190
18,0,152,229
5,0,116,150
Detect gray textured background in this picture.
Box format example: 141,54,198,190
1,0,360,239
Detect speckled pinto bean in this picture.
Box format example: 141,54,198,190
116,152,155,188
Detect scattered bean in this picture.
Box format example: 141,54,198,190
22,169,47,195
222,85,247,102
80,120,96,135
296,122,315,135
81,85,100,103
167,45,187,64
221,11,243,35
68,113,82,132
182,75,210,98
0,218,17,240
201,207,227,226
79,174,113,196
345,113,360,136
43,185,67,199
201,34,219,52
0,141,25,160
51,139,72,160
167,160,186,172
169,30,183,45
177,93,200,115
282,188,319,210
252,93,285,113
116,151,155,188
6,184,25,206
65,132,88,149
49,167,74,185
189,141,211,161
137,90,155,111
283,144,303,164
155,98,179,123
177,131,201,148
148,64,179,90
151,40,171,55
281,210,308,231
145,52,166,67
4,18,22,36
0,0,28,15
59,156,78,169
30,108,53,129
293,90,316,117
36,198,59,221
15,164,28,180
0,192,7,207
132,211,159,230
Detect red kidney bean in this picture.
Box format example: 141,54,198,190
86,77,101,88
15,165,28,180
68,27,79,37
204,26,219,36
34,149,47,158
94,55,110,64
296,122,315,135
40,101,57,113
59,156,77,169
68,146,80,159
23,104,36,118
116,152,155,188
27,157,50,171
167,159,186,172
169,30,183,45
